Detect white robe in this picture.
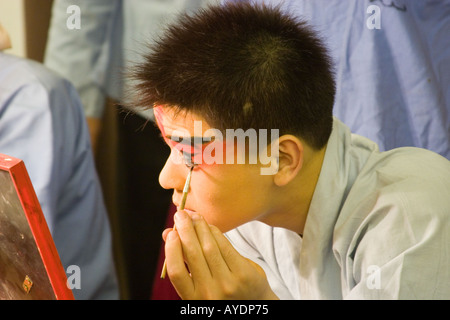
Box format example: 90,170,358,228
225,118,450,299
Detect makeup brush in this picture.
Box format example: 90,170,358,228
160,165,194,279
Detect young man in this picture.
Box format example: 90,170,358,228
131,3,450,299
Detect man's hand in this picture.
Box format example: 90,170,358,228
162,210,279,300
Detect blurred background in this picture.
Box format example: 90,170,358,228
0,0,52,62
0,0,171,300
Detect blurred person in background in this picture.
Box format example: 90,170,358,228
44,0,218,299
0,23,119,300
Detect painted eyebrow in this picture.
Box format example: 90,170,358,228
165,135,215,146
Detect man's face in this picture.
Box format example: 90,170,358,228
155,106,276,232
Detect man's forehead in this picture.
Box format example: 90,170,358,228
153,106,220,154
153,105,211,135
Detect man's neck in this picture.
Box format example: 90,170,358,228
267,144,327,235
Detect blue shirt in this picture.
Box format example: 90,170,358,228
0,53,119,299
227,0,450,159
44,0,218,120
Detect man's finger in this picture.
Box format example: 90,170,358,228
191,214,231,277
174,210,212,280
210,224,246,272
162,227,173,242
165,230,193,297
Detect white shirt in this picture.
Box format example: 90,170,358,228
226,117,450,299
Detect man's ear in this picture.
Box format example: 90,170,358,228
273,135,304,187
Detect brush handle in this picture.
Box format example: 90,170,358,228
160,167,193,279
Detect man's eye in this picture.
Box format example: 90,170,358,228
170,135,182,143
176,148,201,167
182,151,194,167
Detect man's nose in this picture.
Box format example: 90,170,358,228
158,150,189,192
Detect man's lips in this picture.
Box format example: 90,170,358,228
173,200,196,214
177,207,196,214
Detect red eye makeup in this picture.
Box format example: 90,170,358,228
154,106,222,168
